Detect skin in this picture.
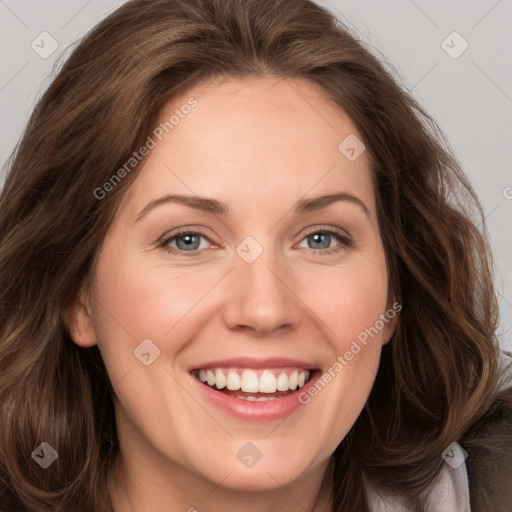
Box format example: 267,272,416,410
69,74,395,512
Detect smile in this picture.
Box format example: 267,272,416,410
192,367,312,400
189,357,321,420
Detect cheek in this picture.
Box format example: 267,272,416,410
291,256,389,457
296,256,389,353
90,244,228,384
93,243,209,337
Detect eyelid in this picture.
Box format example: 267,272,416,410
296,225,353,254
300,224,351,242
159,225,352,256
158,227,214,255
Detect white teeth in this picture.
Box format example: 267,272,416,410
226,371,241,390
215,369,226,389
276,371,289,391
206,370,216,387
240,369,259,393
289,370,298,390
258,370,277,393
196,368,311,393
239,395,279,401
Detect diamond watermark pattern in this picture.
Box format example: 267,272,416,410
338,134,365,161
31,32,59,59
236,236,263,263
237,442,262,468
441,442,468,469
31,442,58,469
134,338,161,366
441,31,469,59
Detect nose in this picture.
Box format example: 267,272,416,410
222,251,301,337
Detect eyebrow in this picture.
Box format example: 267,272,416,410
135,191,370,222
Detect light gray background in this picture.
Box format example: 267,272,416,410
1,0,511,350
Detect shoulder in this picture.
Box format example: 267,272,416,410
461,351,512,512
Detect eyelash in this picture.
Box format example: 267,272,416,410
158,226,352,257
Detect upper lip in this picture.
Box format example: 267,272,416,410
189,357,317,371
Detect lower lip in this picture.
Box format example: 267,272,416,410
190,371,321,421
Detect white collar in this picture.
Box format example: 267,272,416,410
366,459,471,511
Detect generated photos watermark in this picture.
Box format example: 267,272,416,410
298,301,402,405
93,97,198,200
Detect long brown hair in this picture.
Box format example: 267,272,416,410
1,0,511,510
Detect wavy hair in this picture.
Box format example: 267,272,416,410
0,0,511,510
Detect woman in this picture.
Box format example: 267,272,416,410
0,0,510,510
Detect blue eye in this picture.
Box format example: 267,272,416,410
298,227,352,255
159,226,352,257
160,229,211,256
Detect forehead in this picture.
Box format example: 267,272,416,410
119,74,375,218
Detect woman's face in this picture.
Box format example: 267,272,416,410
71,74,394,503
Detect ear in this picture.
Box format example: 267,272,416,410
63,286,97,348
381,300,401,346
